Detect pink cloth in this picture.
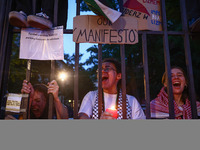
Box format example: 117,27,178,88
150,87,200,119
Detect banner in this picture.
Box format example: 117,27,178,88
84,0,122,23
123,0,162,31
20,26,64,60
73,15,138,44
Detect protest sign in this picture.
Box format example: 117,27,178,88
73,15,138,44
6,94,23,113
123,0,162,31
20,26,64,60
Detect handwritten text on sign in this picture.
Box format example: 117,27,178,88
73,15,138,44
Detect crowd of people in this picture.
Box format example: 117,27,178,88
4,0,200,120
4,58,200,120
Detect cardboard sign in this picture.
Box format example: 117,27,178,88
6,94,23,113
20,26,64,60
73,15,138,44
123,0,162,31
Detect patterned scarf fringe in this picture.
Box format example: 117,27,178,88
151,87,192,119
92,90,132,119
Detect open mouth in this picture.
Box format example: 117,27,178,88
31,108,39,112
102,76,108,81
173,82,181,88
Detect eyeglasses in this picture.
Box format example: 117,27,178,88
96,67,116,73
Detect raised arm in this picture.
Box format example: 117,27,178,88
21,79,34,118
48,80,68,119
78,112,90,119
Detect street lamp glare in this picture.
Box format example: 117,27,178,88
59,72,67,81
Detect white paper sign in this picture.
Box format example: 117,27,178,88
20,26,64,60
6,93,22,113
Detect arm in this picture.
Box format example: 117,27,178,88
78,91,95,119
196,101,200,117
21,80,34,119
78,112,90,119
48,80,68,119
130,96,146,119
5,115,17,120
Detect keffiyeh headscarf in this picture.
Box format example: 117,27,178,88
150,87,200,119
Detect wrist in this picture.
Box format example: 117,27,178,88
54,97,61,103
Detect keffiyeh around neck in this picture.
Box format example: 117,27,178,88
150,87,194,119
92,90,132,119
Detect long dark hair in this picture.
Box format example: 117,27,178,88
30,84,50,119
162,66,189,104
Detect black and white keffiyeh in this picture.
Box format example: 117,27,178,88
92,90,132,119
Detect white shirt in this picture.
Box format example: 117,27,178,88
79,91,146,119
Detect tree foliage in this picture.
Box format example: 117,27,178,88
8,33,27,93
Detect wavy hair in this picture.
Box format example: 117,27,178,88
162,66,188,104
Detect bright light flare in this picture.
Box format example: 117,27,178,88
58,72,68,81
109,106,116,110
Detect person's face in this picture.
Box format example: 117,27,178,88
31,91,47,118
164,68,187,95
101,62,121,93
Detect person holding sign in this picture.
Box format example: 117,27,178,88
6,80,69,119
150,66,200,119
78,58,146,119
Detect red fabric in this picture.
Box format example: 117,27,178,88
124,0,150,16
150,87,200,119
